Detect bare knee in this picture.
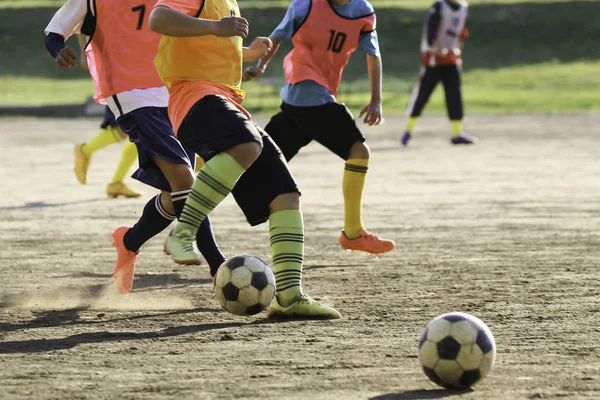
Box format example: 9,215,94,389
168,164,194,192
160,191,175,215
348,141,370,160
226,141,263,170
269,192,300,213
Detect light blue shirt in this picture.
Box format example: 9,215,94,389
270,0,380,107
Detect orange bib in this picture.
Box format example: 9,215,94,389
284,0,375,98
86,0,164,102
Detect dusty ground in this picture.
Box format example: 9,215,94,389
0,114,599,399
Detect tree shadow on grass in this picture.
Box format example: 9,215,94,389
371,389,473,400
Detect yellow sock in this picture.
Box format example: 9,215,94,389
405,117,417,133
194,155,206,173
81,127,123,156
110,141,138,184
343,158,369,238
451,120,463,137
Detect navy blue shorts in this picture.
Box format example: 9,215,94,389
177,95,299,226
117,107,195,192
100,106,118,129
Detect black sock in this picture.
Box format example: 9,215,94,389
124,194,175,252
171,190,226,276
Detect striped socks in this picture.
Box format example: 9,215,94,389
269,210,304,306
175,152,245,234
124,194,175,252
343,158,369,239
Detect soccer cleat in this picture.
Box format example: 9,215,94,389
268,295,341,319
74,143,91,184
165,228,201,265
339,229,395,255
112,226,138,294
401,131,412,146
451,132,478,145
106,183,142,198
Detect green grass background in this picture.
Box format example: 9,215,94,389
0,0,598,114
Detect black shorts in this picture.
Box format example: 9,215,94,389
177,95,299,226
264,102,365,161
100,106,118,129
117,107,195,192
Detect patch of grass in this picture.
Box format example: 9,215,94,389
0,1,598,113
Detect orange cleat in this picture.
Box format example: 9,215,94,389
112,226,138,294
339,229,395,255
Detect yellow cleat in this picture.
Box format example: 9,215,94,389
268,295,341,319
74,143,91,185
106,182,142,198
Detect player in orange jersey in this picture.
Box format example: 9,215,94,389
402,0,476,146
73,35,141,198
45,0,226,293
243,0,395,255
149,0,340,318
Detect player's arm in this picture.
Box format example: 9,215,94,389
76,34,88,71
149,6,248,38
359,30,383,126
242,37,273,63
242,0,306,81
44,0,87,68
426,2,442,52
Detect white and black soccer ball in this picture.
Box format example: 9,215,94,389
214,254,276,316
419,312,496,389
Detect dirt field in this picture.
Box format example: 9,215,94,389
1,114,599,399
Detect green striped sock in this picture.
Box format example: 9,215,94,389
175,152,245,234
269,210,304,306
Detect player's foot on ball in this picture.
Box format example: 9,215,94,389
106,182,142,198
401,131,412,146
112,226,138,294
339,229,395,254
165,228,201,265
74,143,91,184
451,132,478,145
268,295,341,319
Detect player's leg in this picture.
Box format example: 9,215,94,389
166,96,262,263
441,65,477,144
74,106,124,184
106,126,142,198
402,67,441,145
230,132,340,319
299,103,394,254
112,107,225,292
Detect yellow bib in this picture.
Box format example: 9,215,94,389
154,0,245,97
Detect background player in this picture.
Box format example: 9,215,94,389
74,35,141,198
243,0,394,255
401,0,476,146
44,0,226,293
149,0,340,319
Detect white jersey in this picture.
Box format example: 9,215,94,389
421,0,468,53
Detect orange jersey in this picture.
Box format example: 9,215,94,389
86,0,164,102
283,0,375,98
153,0,247,134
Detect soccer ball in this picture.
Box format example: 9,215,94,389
214,254,276,316
419,312,496,389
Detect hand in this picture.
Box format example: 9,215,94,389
214,16,249,38
242,66,264,82
359,100,383,126
55,47,77,68
248,36,272,60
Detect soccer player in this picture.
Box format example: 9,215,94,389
242,0,395,255
45,0,226,293
149,0,340,318
401,0,476,146
74,35,141,198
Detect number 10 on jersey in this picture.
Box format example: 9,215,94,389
327,30,347,53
